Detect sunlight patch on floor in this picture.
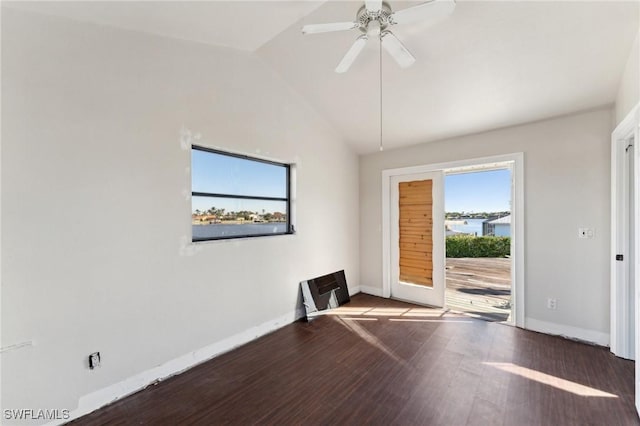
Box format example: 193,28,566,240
325,306,455,318
341,317,378,321
389,318,474,323
484,362,618,398
364,308,411,316
333,316,406,365
323,307,372,315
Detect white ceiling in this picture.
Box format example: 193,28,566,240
5,1,639,154
260,1,639,153
3,1,325,52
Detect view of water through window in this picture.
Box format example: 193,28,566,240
191,147,290,240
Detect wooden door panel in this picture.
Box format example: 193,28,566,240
398,180,433,287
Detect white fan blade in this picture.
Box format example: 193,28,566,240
302,22,357,35
335,35,368,73
381,31,415,68
365,0,383,12
390,0,456,26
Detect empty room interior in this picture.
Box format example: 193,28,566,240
1,1,640,425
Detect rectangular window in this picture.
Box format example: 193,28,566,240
191,145,293,241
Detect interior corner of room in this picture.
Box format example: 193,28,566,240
1,1,639,424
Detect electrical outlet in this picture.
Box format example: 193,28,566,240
547,298,557,310
88,352,101,369
578,228,595,239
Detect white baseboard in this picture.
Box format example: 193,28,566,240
359,285,384,297
525,317,610,347
53,308,306,426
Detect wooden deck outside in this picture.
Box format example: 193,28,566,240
446,257,511,322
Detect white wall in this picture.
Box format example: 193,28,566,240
1,8,359,423
616,29,640,125
360,108,612,343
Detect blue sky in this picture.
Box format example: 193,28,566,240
445,169,511,213
192,149,287,214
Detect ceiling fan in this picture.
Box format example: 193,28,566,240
302,0,455,73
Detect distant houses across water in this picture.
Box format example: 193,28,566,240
445,214,511,237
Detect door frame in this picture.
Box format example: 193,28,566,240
382,152,525,328
610,104,639,363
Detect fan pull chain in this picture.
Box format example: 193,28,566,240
379,33,384,152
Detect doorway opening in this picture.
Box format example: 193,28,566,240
444,165,513,323
382,153,524,328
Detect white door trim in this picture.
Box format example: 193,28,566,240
382,152,525,328
610,104,640,361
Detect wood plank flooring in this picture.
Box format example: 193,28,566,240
70,294,638,426
446,258,512,322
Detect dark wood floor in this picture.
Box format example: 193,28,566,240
71,294,638,426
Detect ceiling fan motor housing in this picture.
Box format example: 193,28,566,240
357,2,393,34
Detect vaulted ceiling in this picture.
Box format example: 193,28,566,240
6,1,639,154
